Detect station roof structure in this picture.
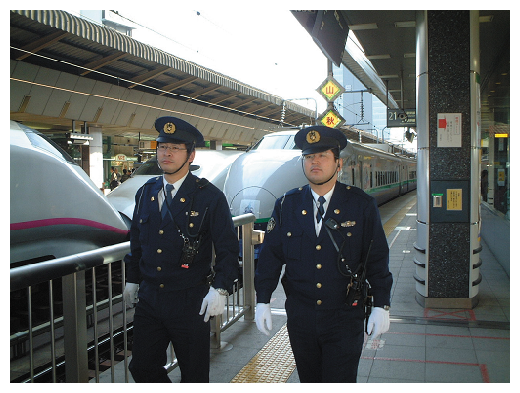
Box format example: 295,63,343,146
10,10,509,148
10,10,316,147
293,10,510,135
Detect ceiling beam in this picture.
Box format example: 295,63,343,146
80,51,128,76
158,75,199,95
128,65,171,88
16,30,69,60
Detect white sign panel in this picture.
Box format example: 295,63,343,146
437,113,462,147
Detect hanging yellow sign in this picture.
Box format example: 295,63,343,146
319,109,345,129
317,76,346,102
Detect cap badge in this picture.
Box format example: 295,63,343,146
163,122,176,134
306,130,320,144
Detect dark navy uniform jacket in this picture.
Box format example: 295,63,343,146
255,182,392,310
125,173,239,297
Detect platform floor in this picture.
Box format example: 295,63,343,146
105,191,510,383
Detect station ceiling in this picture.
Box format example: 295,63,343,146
293,10,510,134
10,10,509,147
9,10,316,147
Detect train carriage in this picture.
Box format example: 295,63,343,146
224,129,416,226
10,121,129,267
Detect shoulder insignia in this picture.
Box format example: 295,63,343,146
145,176,160,185
285,186,305,197
267,217,276,233
197,177,210,188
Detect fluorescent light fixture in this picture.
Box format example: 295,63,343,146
349,23,378,30
395,21,416,28
367,54,391,60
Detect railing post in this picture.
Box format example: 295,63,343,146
62,271,89,382
242,221,256,321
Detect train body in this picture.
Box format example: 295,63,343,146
107,150,243,224
10,120,415,267
224,130,417,225
10,121,129,267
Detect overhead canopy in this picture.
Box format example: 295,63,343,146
292,10,510,133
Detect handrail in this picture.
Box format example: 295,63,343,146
10,213,258,293
10,212,260,383
10,242,130,292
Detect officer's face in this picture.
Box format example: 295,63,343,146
303,150,341,184
157,142,195,172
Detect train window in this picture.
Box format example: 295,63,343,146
286,135,298,150
250,135,291,150
25,129,76,165
132,157,163,176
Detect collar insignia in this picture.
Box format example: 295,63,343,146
267,217,276,233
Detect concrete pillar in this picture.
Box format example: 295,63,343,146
414,10,482,309
209,140,223,150
89,127,104,190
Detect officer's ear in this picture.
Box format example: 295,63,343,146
188,147,196,164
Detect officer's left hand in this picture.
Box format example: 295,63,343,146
366,307,390,338
199,287,226,322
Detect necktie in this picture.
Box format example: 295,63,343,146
316,196,326,223
161,184,174,220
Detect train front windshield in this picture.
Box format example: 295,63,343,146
250,134,297,150
132,157,162,176
22,126,76,165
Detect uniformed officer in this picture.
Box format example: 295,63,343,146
123,116,239,383
254,125,393,383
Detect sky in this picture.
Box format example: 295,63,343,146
69,7,329,114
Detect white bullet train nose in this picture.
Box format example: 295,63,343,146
224,148,307,224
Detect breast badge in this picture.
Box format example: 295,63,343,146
341,220,356,227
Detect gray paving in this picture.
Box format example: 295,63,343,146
110,192,510,383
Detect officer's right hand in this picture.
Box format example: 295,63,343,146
255,303,272,335
123,283,139,307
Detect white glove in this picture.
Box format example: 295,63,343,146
366,307,390,338
199,287,227,322
255,303,272,335
123,283,139,307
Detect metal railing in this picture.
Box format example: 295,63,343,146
10,213,263,383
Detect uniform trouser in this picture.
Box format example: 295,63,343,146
285,298,365,383
129,284,210,383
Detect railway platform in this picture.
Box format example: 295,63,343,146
99,191,510,383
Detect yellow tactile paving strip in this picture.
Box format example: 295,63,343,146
383,196,417,237
231,196,416,383
231,324,296,383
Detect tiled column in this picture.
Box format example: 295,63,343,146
414,10,482,308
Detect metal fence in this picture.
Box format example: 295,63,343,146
10,213,263,383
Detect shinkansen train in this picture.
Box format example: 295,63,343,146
10,121,129,267
107,149,243,224
224,129,417,226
